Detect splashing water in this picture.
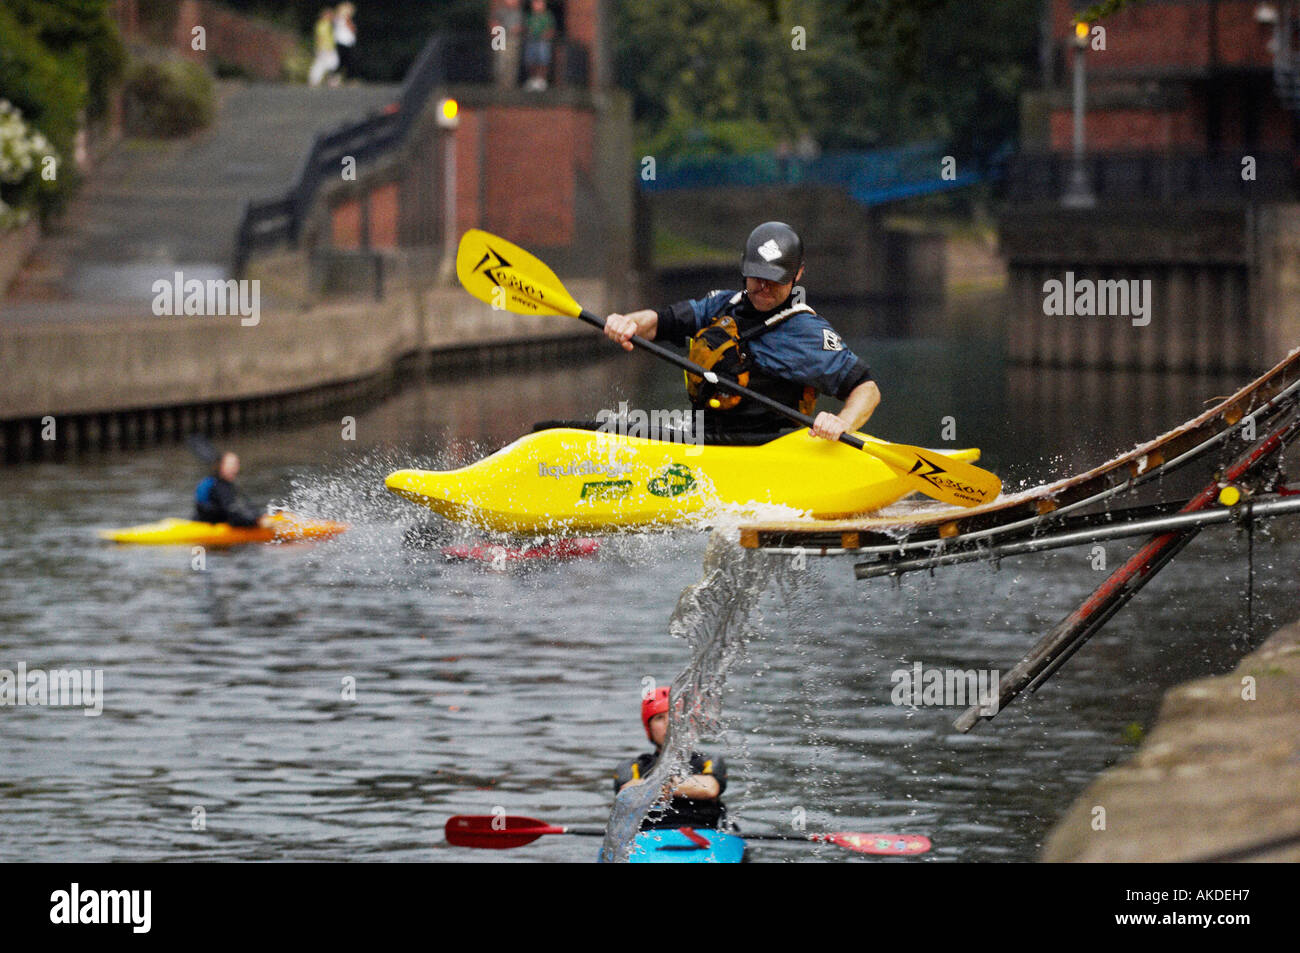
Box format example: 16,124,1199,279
599,529,786,862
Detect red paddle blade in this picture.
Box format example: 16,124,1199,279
444,815,564,849
824,833,932,856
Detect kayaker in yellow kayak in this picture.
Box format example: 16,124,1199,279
615,687,728,830
604,222,881,442
194,452,270,528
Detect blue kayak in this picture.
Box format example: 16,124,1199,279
623,828,746,864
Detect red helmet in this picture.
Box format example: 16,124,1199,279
641,686,670,738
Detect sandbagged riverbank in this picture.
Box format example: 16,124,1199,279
1043,618,1300,862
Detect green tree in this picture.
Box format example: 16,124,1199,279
615,0,891,157
1077,0,1148,21
818,0,1041,158
616,0,1040,161
0,0,125,218
5,0,126,122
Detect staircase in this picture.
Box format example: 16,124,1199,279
24,81,400,303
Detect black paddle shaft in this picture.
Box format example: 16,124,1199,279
577,309,869,452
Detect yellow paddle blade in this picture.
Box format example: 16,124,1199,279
863,438,1002,508
456,229,583,319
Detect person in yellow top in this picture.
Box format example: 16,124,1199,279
309,7,339,88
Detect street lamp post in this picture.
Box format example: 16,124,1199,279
1062,20,1097,209
437,97,460,283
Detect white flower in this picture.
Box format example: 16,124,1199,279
0,100,59,190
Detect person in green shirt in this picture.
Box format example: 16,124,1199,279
523,0,557,91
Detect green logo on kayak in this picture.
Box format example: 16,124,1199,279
647,463,696,498
580,479,633,500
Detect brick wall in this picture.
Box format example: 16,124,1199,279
172,0,300,81
1050,103,1203,149
1045,0,1295,152
371,183,399,248
479,104,594,247
454,110,481,239
316,100,599,253
1051,0,1275,73
307,82,632,288
331,199,362,249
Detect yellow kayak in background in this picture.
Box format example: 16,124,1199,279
99,512,348,546
385,427,981,533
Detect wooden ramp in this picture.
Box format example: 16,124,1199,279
739,348,1300,556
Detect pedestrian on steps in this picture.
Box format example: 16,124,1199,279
523,0,556,91
334,3,358,82
308,7,338,88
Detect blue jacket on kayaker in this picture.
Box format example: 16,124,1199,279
614,687,728,830
603,222,881,440
194,453,266,527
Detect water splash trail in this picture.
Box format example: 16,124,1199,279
599,530,782,862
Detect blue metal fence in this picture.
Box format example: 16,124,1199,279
639,142,996,206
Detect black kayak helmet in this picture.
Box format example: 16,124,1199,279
741,221,803,284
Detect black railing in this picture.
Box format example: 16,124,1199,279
234,32,588,274
1003,150,1299,203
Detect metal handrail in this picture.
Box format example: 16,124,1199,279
233,31,529,274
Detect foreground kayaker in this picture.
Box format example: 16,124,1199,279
615,687,728,830
194,453,269,528
603,222,881,442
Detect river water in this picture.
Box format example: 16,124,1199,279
3,315,1298,862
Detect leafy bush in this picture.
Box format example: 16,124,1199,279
0,1,124,220
0,99,61,228
281,43,312,85
123,58,215,138
642,114,778,161
0,5,83,163
2,0,126,127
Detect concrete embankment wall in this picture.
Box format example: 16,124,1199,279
1043,618,1300,862
0,268,611,462
999,202,1300,374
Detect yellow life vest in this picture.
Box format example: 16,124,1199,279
685,300,817,414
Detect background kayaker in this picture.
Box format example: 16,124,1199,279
603,222,881,442
615,687,728,830
194,453,269,528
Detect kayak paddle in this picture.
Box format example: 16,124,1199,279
455,228,1000,508
444,814,931,856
